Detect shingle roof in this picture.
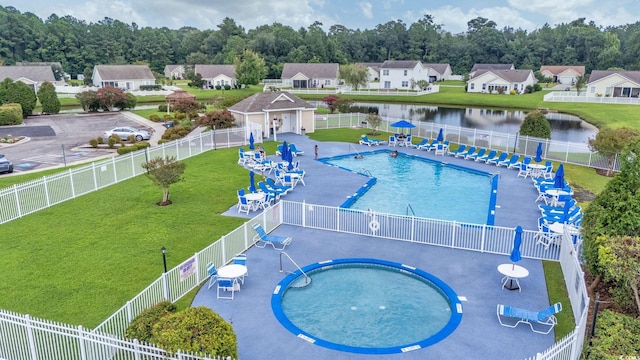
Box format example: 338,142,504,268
94,65,154,80
380,60,421,69
356,62,384,72
539,65,585,76
473,69,534,82
281,63,339,79
228,91,316,113
0,66,56,82
470,64,514,72
423,63,450,74
588,70,640,84
194,64,236,79
164,64,184,72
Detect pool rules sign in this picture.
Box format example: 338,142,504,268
179,256,196,281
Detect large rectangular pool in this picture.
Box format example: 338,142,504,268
322,151,496,224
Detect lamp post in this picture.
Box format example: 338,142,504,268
161,246,167,273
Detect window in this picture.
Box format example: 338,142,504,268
403,70,408,76
605,87,612,96
470,83,475,90
401,81,409,88
325,79,330,85
382,69,389,76
482,84,486,91
384,81,391,89
590,86,595,93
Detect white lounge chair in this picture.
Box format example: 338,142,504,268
497,302,562,334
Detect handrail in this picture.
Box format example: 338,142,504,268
406,203,416,216
359,168,372,176
279,252,311,286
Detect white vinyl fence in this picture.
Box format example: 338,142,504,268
0,125,262,225
544,91,640,105
314,113,617,171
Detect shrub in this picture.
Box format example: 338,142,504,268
510,89,517,95
149,114,160,122
584,310,640,358
117,142,151,155
224,84,231,90
107,134,121,149
89,139,98,148
158,104,168,112
0,103,23,125
161,125,192,141
519,110,551,139
533,83,543,92
175,112,186,120
163,114,174,121
215,85,222,90
97,136,104,144
125,301,176,342
127,135,136,143
139,85,163,91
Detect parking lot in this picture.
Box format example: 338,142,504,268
0,112,157,174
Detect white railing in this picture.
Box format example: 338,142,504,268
544,92,640,105
0,125,262,225
314,113,617,171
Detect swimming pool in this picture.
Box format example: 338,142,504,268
322,150,497,224
271,258,463,354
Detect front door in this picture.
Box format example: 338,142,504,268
281,114,294,133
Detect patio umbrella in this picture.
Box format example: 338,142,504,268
534,142,543,162
554,164,565,188
280,141,289,161
436,128,444,142
390,119,416,129
509,226,523,269
286,147,294,171
249,132,255,150
249,170,256,193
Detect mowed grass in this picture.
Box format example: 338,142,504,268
0,147,248,327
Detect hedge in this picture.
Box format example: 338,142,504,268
0,103,23,125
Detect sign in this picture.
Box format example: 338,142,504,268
179,257,196,281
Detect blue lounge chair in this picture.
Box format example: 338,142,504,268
258,181,286,198
206,262,218,289
466,148,487,160
289,143,304,156
411,138,429,149
458,146,476,159
266,178,292,194
359,135,385,146
418,139,436,151
497,154,519,167
497,302,562,334
275,144,284,156
486,152,507,165
510,156,531,170
477,149,497,162
447,144,466,156
252,223,292,250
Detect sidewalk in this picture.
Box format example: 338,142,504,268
121,111,167,146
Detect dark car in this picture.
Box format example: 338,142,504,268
0,154,14,174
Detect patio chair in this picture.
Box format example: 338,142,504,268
486,152,508,165
388,135,397,147
434,143,446,156
206,262,218,289
458,146,476,159
466,148,487,161
510,156,531,170
497,154,519,167
237,189,246,208
238,149,248,165
534,217,562,249
447,144,466,156
252,223,292,250
477,149,497,163
542,161,554,179
411,138,429,149
289,143,304,156
217,278,239,300
517,161,530,178
238,196,253,215
497,302,562,335
233,254,248,282
275,144,284,156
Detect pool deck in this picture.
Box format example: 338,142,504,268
199,134,557,359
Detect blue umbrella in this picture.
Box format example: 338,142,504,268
280,141,289,161
249,171,256,193
436,128,444,142
390,119,416,129
286,147,294,171
509,226,523,267
534,142,543,162
249,132,255,150
554,164,565,188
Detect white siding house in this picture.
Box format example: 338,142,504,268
379,60,429,89
423,63,452,82
195,64,236,88
164,65,186,79
467,69,536,94
281,63,339,88
539,65,585,84
92,65,155,90
586,70,640,98
469,64,514,78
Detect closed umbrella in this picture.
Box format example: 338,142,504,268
554,164,565,188
249,132,255,150
286,147,294,171
510,226,523,267
534,142,543,162
281,141,289,161
249,171,256,193
436,128,444,142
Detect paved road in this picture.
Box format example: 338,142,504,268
0,112,162,175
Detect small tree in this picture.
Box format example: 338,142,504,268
365,113,382,135
335,97,354,113
339,63,368,90
96,86,127,111
115,93,137,110
598,235,640,314
234,49,268,87
171,99,200,119
37,81,61,114
197,109,236,129
588,127,638,176
574,74,588,96
141,156,186,206
519,110,551,138
322,95,339,113
187,73,206,89
76,90,100,112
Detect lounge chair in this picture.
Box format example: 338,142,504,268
289,143,304,156
411,138,429,149
477,150,497,163
497,302,562,334
275,144,284,156
447,144,466,156
486,152,508,165
359,135,385,146
266,178,292,194
258,181,286,198
206,262,218,289
466,148,486,161
252,223,292,250
458,146,476,159
418,139,436,151
497,154,519,167
510,156,531,170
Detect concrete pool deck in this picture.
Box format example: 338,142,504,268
200,134,558,359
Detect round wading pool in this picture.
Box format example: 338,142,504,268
271,258,463,354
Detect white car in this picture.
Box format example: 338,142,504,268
0,154,14,174
103,126,151,142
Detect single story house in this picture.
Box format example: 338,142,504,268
539,65,585,84
467,69,536,94
0,65,58,93
379,60,429,89
586,70,640,98
281,63,339,88
164,64,186,80
92,65,155,90
469,64,514,78
228,91,316,140
194,64,236,88
423,63,453,82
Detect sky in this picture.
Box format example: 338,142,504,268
2,0,637,34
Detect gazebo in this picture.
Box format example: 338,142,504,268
165,89,196,113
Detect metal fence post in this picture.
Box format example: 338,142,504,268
77,325,87,360
24,314,39,360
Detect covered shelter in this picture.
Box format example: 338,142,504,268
165,89,197,113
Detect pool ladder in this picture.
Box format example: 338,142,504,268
359,168,372,176
279,252,311,288
406,203,416,216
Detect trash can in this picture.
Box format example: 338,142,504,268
301,127,306,135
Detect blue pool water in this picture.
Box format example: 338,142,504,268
323,151,494,224
271,258,463,354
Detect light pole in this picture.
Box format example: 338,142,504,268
161,246,167,273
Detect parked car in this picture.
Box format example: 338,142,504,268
102,127,151,141
0,154,14,174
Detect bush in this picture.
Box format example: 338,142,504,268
117,142,150,155
158,104,168,112
97,136,104,144
175,112,186,120
0,103,23,125
149,114,161,122
584,310,640,359
224,84,231,90
139,85,163,91
125,301,176,342
520,110,551,139
161,125,192,141
107,135,121,149
89,139,98,148
510,89,517,95
215,85,222,90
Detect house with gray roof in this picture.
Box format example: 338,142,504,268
281,63,339,88
539,65,585,84
469,64,515,77
586,70,640,98
379,60,430,89
164,64,186,80
423,63,453,82
92,65,155,90
228,91,317,140
467,69,536,94
194,64,236,88
0,65,58,93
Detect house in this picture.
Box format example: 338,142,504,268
539,66,585,84
469,64,515,77
379,60,429,89
356,62,384,82
92,65,155,90
194,64,236,88
281,63,339,88
423,63,453,82
586,70,640,98
0,65,58,93
467,69,536,94
228,91,316,139
164,64,186,80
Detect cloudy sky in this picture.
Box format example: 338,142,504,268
2,0,637,33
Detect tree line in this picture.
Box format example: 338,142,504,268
1,6,639,80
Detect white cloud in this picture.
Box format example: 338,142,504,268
359,2,374,19
417,5,537,33
507,0,594,13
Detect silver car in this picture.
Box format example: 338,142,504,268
103,126,151,141
0,154,14,174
